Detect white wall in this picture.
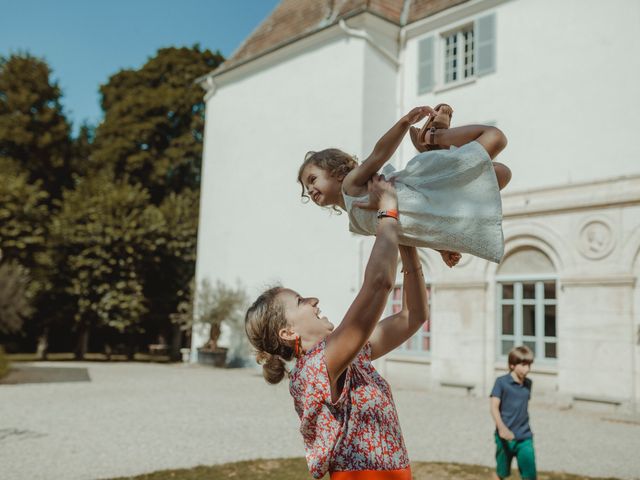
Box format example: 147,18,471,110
402,0,640,191
195,29,392,351
195,1,640,409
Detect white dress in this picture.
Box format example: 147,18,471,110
342,141,504,263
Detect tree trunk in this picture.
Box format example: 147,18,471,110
75,325,89,360
36,328,49,360
127,332,135,360
208,323,221,351
170,324,182,362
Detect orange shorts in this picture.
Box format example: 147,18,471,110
330,467,412,480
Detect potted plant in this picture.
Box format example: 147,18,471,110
173,278,247,367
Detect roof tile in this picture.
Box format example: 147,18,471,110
213,0,470,76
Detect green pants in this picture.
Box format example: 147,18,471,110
494,432,537,479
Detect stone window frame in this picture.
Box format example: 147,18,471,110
496,274,558,364
386,282,432,355
442,25,475,84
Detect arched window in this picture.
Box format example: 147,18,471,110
496,248,557,362
387,271,431,354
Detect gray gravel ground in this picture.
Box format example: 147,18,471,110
1,361,639,480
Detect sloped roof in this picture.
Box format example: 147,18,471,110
208,0,469,78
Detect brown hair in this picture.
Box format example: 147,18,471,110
508,345,534,369
244,286,294,384
297,149,358,212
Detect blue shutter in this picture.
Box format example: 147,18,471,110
476,13,496,76
417,36,435,94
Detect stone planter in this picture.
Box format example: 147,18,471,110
197,348,228,367
179,348,191,363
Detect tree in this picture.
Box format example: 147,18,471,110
193,279,248,353
0,259,33,335
92,46,223,203
0,54,73,200
146,188,200,359
0,54,79,352
90,46,223,352
180,279,250,367
0,159,52,299
51,172,165,358
0,164,47,349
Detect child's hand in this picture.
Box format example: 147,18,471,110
438,250,462,268
404,106,437,125
353,174,398,212
498,427,515,441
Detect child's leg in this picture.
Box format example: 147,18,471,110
432,125,508,160
494,433,514,479
514,439,537,480
432,125,511,189
493,162,512,190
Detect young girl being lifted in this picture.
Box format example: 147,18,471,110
298,104,511,266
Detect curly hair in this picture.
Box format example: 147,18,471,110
244,286,295,384
297,148,358,213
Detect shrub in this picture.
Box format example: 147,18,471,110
0,346,10,379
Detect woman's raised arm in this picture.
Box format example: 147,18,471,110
368,245,429,360
324,176,399,399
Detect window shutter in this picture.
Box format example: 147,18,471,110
476,13,496,76
417,36,435,94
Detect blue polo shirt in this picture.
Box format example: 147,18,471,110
490,373,533,441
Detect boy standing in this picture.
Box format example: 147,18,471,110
490,345,537,480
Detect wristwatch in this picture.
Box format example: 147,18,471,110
377,209,399,220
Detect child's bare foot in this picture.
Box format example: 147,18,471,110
438,250,462,268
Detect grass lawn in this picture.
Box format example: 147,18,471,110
107,457,621,480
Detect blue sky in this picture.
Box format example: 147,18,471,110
0,0,280,134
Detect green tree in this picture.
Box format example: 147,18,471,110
90,46,222,352
0,54,73,200
0,259,33,335
0,54,80,352
145,188,200,359
195,279,248,353
0,159,51,298
51,173,165,358
172,278,248,365
92,46,223,203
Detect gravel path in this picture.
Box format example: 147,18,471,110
1,362,638,480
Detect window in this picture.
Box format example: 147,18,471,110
498,281,557,360
496,249,558,362
416,12,496,94
443,27,475,84
387,283,431,353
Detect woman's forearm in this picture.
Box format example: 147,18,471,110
399,246,428,325
364,218,399,289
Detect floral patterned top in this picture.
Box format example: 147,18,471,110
289,340,409,478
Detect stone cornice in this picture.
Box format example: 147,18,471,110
561,275,636,287
503,175,640,219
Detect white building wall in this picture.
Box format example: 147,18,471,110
194,27,396,352
373,0,640,406
402,0,640,190
358,15,401,156
195,0,640,409
634,254,640,406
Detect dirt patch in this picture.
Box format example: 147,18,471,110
0,366,90,385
